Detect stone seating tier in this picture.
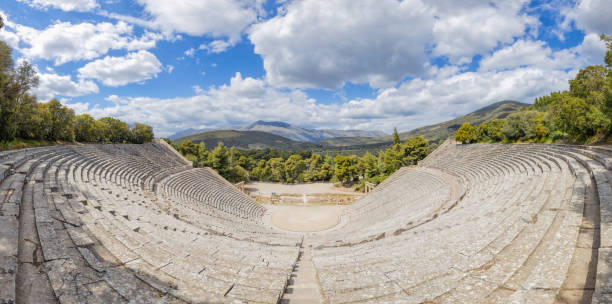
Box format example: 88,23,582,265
1,142,611,304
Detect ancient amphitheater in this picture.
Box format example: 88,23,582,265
1,139,611,304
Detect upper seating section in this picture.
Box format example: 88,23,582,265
310,142,612,303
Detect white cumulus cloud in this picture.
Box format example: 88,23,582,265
199,39,233,54
431,0,537,64
136,0,262,41
9,20,159,65
479,34,606,72
32,72,99,100
249,0,434,89
18,0,99,12
78,50,162,86
68,57,582,137
565,0,612,34
248,0,538,90
70,72,338,137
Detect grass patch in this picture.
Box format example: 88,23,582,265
0,138,68,151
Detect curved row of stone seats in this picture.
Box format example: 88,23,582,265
156,184,298,245
154,168,301,246
159,168,266,221
72,144,186,190
311,167,462,246
1,144,301,303
310,143,607,303
535,144,612,303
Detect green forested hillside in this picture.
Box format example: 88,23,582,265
175,130,325,150
383,100,528,144
317,136,385,146
323,100,528,146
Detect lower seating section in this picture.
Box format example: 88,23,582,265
155,168,299,245
312,167,464,246
158,168,265,222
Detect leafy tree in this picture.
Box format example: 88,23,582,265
251,159,271,181
473,123,487,141
284,154,305,183
267,158,285,182
601,34,612,68
454,123,477,144
197,142,209,166
0,41,39,141
228,147,240,167
0,33,157,145
302,153,322,182
208,142,230,176
392,127,400,145
237,155,254,171
535,123,548,139
318,155,335,181
401,135,428,165
570,65,608,110
177,140,198,157
485,119,505,141
362,152,379,179
551,94,610,140
74,114,98,142
131,123,154,144
226,165,249,183
174,139,430,185
334,155,357,183
41,99,75,141
501,111,538,141
533,111,550,141
381,145,404,175
15,94,45,139
94,119,111,142
99,117,130,143
534,94,558,111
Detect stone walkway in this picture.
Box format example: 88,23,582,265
281,241,323,304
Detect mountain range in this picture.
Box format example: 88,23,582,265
168,121,387,141
173,100,529,151
241,120,387,142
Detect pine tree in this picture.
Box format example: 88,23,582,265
393,127,400,145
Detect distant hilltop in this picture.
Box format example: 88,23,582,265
169,120,387,142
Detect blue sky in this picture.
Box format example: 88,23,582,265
0,0,610,137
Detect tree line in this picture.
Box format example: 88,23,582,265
0,17,154,146
168,132,429,191
455,34,612,145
